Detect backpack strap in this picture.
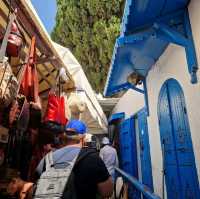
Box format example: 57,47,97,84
45,151,54,171
68,152,79,168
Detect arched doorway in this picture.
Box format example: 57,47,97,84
158,78,200,199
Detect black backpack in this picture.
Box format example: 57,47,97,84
63,148,97,199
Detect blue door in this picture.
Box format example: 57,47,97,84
120,117,140,198
137,109,154,192
158,78,200,199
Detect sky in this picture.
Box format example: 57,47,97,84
31,0,57,33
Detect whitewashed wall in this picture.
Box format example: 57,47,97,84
111,0,200,196
112,89,144,118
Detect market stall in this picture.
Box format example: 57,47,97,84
0,0,75,197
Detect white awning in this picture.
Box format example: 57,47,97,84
54,43,108,134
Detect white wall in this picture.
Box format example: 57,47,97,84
112,89,144,119
111,0,200,196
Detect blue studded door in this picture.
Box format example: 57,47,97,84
158,78,200,199
120,117,140,199
137,109,154,192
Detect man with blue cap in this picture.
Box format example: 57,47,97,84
35,119,113,199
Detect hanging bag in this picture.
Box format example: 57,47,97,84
0,5,23,57
19,36,39,103
2,21,23,57
8,36,39,127
0,12,18,108
43,92,67,134
43,73,67,133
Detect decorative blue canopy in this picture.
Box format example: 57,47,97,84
104,0,197,97
121,0,190,36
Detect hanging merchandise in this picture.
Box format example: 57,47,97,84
68,92,86,119
5,37,40,181
0,8,23,57
8,36,40,128
19,36,39,102
43,70,68,133
5,21,23,57
44,92,67,128
62,93,71,121
0,57,18,108
0,12,19,108
9,94,29,129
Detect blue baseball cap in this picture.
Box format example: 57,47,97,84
65,119,87,135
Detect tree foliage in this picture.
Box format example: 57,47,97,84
51,0,124,92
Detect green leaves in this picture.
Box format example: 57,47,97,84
52,0,124,92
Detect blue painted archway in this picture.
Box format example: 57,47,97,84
158,78,200,199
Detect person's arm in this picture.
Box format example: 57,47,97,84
90,152,113,197
115,150,119,168
98,176,113,198
99,148,104,160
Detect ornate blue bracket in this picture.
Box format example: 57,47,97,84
153,9,198,83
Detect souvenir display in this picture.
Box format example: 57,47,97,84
44,92,67,125
19,37,39,102
5,21,23,57
0,57,18,108
0,12,19,108
0,8,71,198
68,92,86,119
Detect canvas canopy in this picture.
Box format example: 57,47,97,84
54,43,108,135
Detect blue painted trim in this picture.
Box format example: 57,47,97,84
143,79,149,116
184,10,198,83
117,30,154,47
108,112,125,124
132,107,147,118
115,167,161,199
137,110,154,192
106,82,145,96
120,0,132,37
154,9,198,83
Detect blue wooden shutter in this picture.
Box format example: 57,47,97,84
137,109,154,192
120,117,140,198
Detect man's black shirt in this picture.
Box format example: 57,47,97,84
74,147,110,198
